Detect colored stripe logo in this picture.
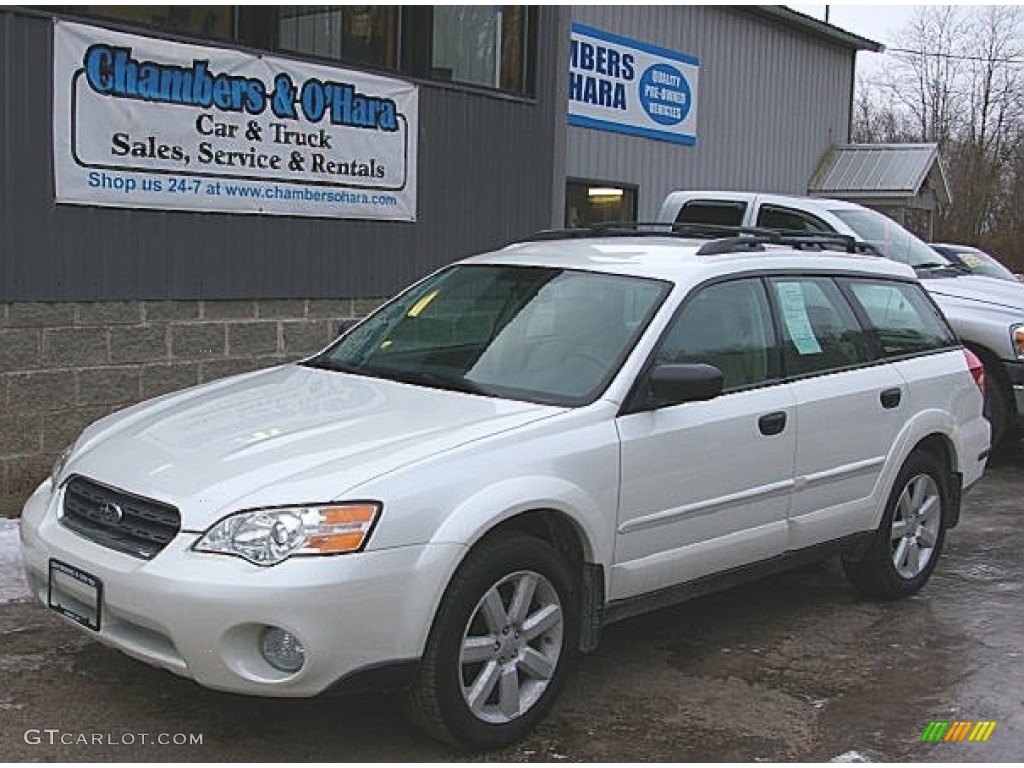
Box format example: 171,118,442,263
921,721,997,742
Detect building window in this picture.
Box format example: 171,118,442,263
59,5,534,95
431,6,527,91
565,180,638,227
67,5,235,41
278,6,398,69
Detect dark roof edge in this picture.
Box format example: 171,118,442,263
747,6,885,53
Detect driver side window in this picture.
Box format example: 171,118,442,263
654,279,778,391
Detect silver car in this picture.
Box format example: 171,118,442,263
930,243,1019,283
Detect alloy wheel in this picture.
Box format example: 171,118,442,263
458,570,564,724
890,473,942,579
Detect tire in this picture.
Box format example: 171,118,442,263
842,450,948,599
406,533,578,750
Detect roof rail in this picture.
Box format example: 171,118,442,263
519,221,775,243
696,231,872,256
517,222,879,257
696,237,766,256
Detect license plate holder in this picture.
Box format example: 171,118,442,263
48,559,103,631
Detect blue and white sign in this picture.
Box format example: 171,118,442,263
568,23,699,146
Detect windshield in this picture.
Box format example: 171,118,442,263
932,246,1018,281
308,264,669,406
831,208,951,269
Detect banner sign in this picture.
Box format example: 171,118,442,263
568,23,699,146
54,21,418,219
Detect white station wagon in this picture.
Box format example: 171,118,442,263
20,227,989,749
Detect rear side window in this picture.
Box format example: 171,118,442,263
841,279,957,357
675,200,747,227
767,277,875,376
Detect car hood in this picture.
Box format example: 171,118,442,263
922,274,1024,312
66,365,562,529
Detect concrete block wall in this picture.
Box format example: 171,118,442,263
0,298,383,516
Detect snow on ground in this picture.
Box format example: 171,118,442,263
0,517,31,603
831,751,873,762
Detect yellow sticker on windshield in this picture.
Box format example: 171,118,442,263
407,289,439,318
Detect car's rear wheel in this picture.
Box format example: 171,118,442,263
842,450,948,599
407,533,577,750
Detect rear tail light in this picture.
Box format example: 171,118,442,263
963,349,985,395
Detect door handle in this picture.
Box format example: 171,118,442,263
880,387,902,409
758,411,787,436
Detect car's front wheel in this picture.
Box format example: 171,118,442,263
407,533,578,750
842,450,948,599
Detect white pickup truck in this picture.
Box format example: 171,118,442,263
659,191,1024,448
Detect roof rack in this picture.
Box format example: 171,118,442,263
520,221,772,242
696,231,872,256
518,221,879,257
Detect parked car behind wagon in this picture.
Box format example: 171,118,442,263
930,243,1019,283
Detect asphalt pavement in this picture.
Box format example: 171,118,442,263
0,442,1021,761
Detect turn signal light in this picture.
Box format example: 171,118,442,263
306,505,379,554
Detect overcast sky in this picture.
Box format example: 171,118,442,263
791,4,920,45
789,4,923,82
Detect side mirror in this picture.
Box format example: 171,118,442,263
648,363,723,408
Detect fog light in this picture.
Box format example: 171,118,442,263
260,626,305,673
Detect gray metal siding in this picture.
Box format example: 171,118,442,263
567,6,856,220
1,8,565,301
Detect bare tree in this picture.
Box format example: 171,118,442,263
954,6,1024,240
880,5,967,145
851,75,914,143
857,5,1024,263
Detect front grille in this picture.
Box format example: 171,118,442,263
60,476,181,560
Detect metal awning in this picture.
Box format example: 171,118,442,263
808,143,951,207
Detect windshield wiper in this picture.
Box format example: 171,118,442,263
299,358,359,373
381,369,493,396
302,358,493,396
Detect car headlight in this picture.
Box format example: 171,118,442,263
51,443,75,488
193,503,381,566
1012,324,1024,360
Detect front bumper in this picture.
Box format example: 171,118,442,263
19,482,464,697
